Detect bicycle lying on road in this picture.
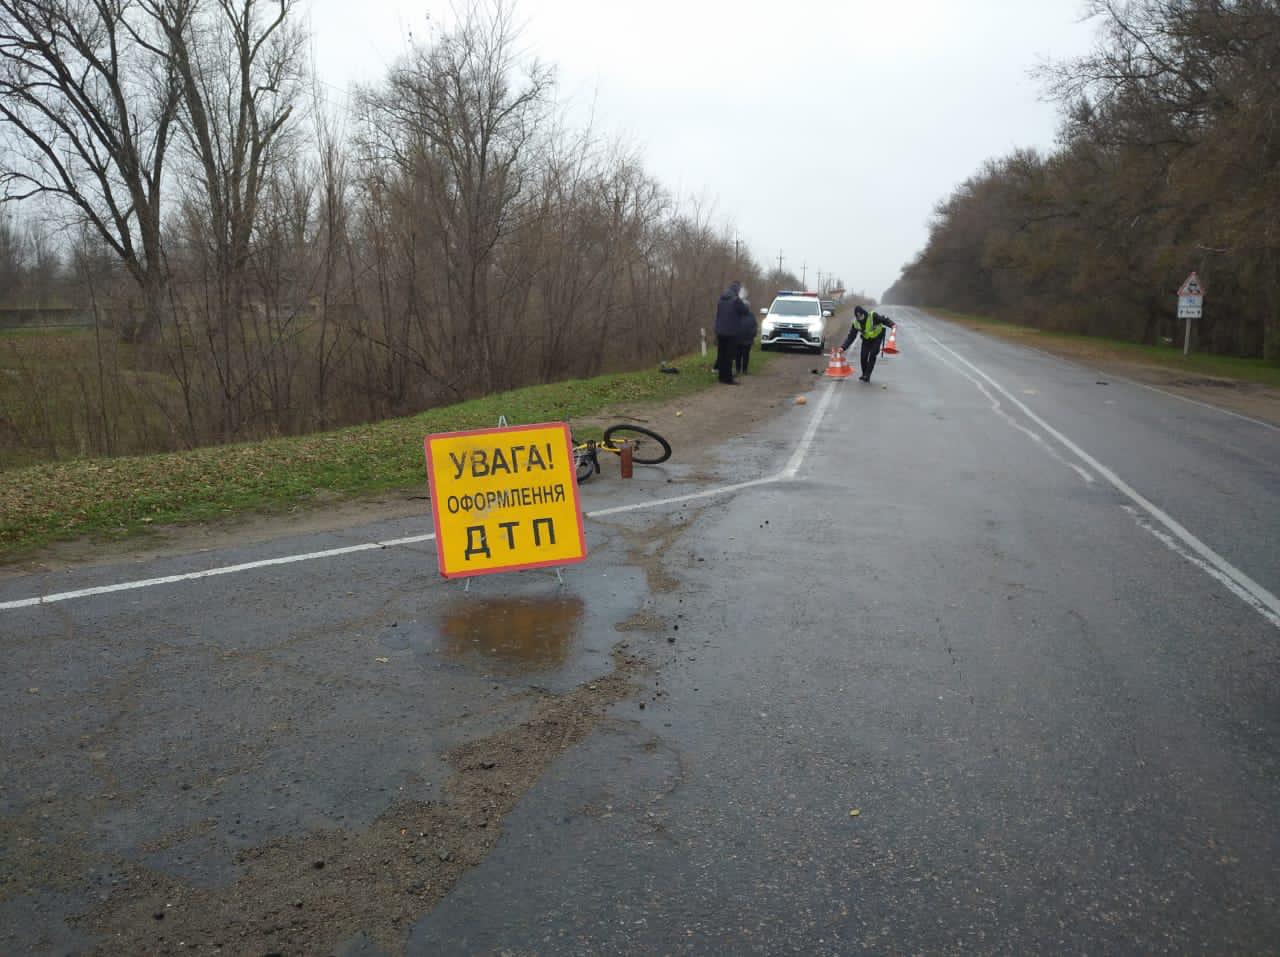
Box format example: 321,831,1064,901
572,424,672,483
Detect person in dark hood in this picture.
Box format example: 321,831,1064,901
734,287,758,376
713,280,751,384
840,305,897,383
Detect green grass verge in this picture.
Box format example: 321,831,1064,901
931,309,1280,389
0,353,728,559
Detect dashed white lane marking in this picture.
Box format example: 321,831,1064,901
1,382,844,610
919,321,1280,630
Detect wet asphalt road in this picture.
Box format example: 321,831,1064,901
3,308,1280,953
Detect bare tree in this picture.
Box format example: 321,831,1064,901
0,0,181,339
1,0,776,465
143,0,307,435
0,207,27,299
360,0,553,393
894,0,1280,358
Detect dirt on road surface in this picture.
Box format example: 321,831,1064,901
62,650,646,955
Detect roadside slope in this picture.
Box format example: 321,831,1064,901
2,333,840,574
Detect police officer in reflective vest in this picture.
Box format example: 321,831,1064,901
840,305,897,383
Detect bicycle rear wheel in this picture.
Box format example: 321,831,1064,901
574,446,596,483
603,424,671,465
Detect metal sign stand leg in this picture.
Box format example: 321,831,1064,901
555,568,565,587
464,577,472,593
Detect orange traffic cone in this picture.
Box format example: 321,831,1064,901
824,348,853,379
883,327,899,355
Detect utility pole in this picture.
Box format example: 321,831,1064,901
801,262,807,288
733,235,740,267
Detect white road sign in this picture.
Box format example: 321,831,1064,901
1178,295,1203,319
1175,272,1204,355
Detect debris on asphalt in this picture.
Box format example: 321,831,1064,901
849,809,861,817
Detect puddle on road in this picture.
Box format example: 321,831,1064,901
437,595,585,672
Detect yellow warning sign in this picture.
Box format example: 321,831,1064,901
424,422,587,579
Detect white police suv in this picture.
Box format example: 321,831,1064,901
758,291,832,354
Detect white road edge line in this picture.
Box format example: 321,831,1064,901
1,383,843,611
920,307,1280,434
0,534,439,610
918,338,1096,485
920,325,1280,629
782,376,841,478
1122,378,1280,434
1121,506,1280,629
585,477,775,519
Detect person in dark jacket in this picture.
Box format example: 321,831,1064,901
840,305,897,382
734,290,758,376
713,281,751,384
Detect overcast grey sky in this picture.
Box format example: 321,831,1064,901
307,0,1100,300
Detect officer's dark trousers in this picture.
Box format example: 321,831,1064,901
860,338,882,380
716,335,737,382
734,342,752,375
